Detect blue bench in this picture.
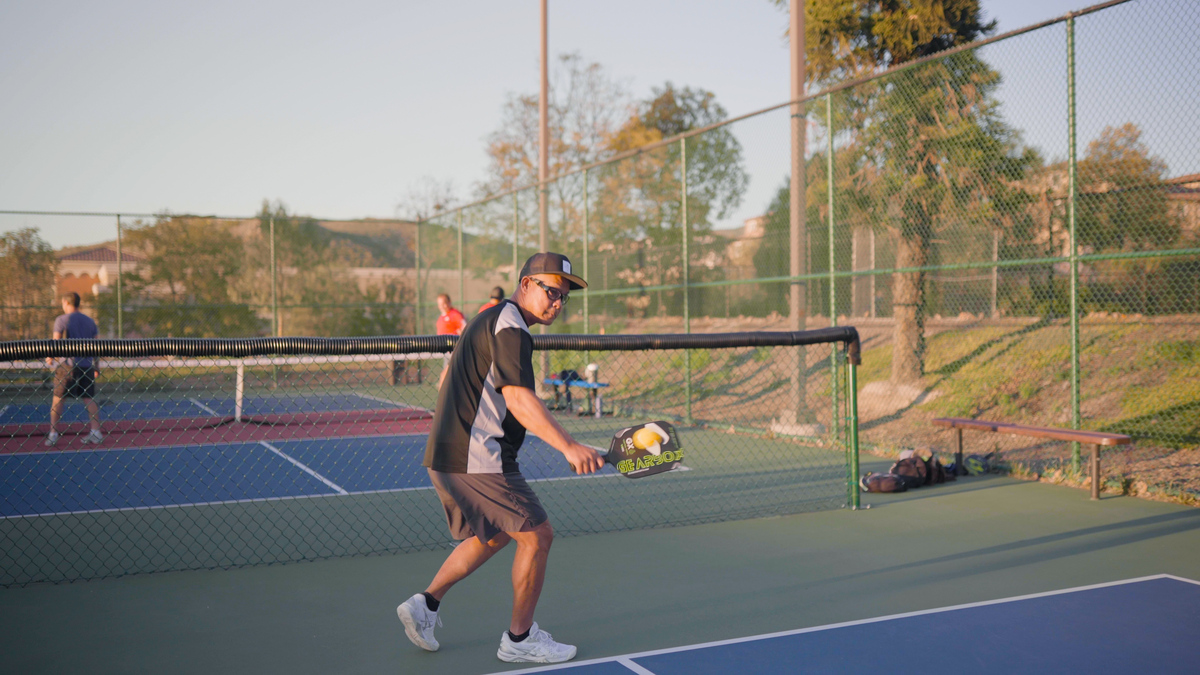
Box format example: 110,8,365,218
543,378,609,417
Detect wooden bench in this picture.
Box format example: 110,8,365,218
932,417,1132,500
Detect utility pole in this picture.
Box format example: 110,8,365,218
789,0,809,422
539,0,549,254
537,0,551,389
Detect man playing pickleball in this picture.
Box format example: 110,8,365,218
397,252,604,664
45,292,102,446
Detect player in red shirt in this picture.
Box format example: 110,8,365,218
477,286,505,314
436,293,466,390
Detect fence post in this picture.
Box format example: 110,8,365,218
270,214,278,337
991,229,1000,318
115,214,123,339
512,193,519,290
415,219,423,335
827,92,839,443
681,137,692,424
578,169,583,333
1067,15,1082,473
457,210,464,311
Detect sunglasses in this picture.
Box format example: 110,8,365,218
531,278,569,305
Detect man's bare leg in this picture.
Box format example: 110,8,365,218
84,398,100,432
507,521,553,635
425,532,512,601
49,395,64,434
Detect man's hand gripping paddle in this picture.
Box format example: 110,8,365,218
597,421,685,478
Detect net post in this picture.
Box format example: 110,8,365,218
1091,443,1101,500
847,346,860,510
235,360,245,422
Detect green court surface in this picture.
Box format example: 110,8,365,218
2,474,1197,674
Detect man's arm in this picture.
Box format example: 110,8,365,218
502,385,604,475
46,329,64,365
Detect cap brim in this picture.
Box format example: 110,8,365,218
562,273,587,290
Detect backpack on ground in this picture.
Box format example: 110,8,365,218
859,472,908,493
888,456,928,490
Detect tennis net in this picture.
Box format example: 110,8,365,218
0,329,860,586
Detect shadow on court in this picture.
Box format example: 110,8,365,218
2,476,1198,674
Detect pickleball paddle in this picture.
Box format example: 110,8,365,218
599,420,685,478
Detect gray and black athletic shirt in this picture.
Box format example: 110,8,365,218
423,300,536,474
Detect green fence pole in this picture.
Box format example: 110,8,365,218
583,170,590,336
512,193,519,289
848,352,860,509
415,219,423,335
115,214,123,339
270,214,278,337
1067,15,1081,473
827,92,839,443
681,138,692,424
457,210,465,311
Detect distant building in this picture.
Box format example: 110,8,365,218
56,246,143,300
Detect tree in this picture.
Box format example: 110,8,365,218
0,228,58,340
243,202,416,337
481,53,629,254
776,0,1037,384
115,216,260,337
597,84,749,316
1075,123,1181,314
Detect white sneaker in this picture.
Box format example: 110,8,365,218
397,594,441,652
80,430,103,445
44,431,59,447
497,622,577,663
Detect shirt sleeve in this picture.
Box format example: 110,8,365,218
52,315,67,336
492,327,535,391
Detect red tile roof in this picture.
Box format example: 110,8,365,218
57,247,144,263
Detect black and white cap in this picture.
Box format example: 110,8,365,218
519,252,588,290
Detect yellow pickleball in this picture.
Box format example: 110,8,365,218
632,427,662,451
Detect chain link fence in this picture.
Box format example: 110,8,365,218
2,0,1198,515
0,330,859,586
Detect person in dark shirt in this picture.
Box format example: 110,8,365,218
397,253,602,665
45,292,102,446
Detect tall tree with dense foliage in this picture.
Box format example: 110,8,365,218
773,0,1037,384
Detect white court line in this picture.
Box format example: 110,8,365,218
617,658,657,675
490,574,1199,674
257,440,348,495
352,392,418,410
2,434,623,519
188,398,220,416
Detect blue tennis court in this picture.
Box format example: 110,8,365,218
0,392,415,425
1,434,619,518
500,575,1199,675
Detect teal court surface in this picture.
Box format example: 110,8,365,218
2,470,1198,674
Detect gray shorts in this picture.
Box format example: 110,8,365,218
428,469,548,544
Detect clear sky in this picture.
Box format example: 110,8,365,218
1,0,1194,248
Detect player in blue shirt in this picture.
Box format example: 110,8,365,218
45,292,102,446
